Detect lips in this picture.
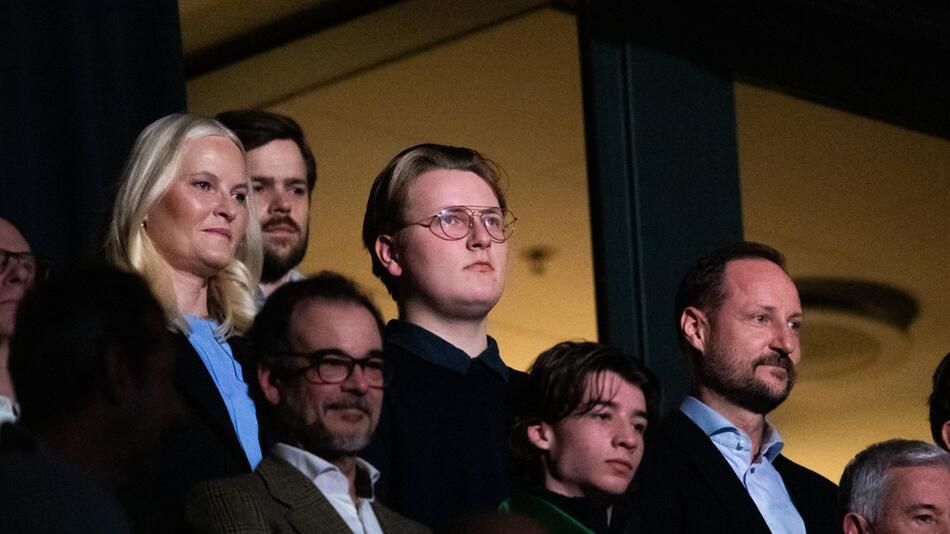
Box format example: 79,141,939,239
466,260,494,271
606,459,634,473
203,228,232,241
326,400,370,417
262,217,299,234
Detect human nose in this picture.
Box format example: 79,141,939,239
269,189,291,213
0,256,30,286
771,322,799,359
467,212,492,249
613,421,639,450
215,191,238,222
340,363,370,394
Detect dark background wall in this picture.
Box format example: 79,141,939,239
0,1,186,265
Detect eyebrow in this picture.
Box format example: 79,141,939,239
250,176,307,184
752,303,803,318
293,348,385,359
904,503,940,514
187,171,218,180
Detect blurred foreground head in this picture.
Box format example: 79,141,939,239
9,263,180,486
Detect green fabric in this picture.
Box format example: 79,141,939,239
499,493,596,534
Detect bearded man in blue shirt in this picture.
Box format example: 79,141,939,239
631,242,838,534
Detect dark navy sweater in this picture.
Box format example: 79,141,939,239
361,320,527,529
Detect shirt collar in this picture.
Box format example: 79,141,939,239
384,320,509,381
680,396,785,461
271,442,380,499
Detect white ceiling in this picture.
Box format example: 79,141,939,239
181,1,950,481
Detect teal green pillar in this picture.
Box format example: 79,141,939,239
577,0,744,411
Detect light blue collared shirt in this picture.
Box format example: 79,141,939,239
680,396,806,534
186,315,262,469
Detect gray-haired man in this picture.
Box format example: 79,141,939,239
840,439,950,534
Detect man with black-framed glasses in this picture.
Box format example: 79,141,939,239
186,272,428,534
0,217,39,424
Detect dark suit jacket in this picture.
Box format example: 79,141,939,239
134,332,258,533
629,410,839,534
185,455,431,534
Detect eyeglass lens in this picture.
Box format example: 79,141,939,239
307,355,388,386
437,207,514,241
0,249,37,282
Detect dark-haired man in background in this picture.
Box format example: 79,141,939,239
931,352,950,450
216,110,317,307
186,273,428,533
631,242,838,534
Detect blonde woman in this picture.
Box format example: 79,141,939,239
106,113,263,525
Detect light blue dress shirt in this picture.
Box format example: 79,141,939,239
185,315,262,469
680,396,806,534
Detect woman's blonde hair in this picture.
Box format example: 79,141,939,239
105,113,262,337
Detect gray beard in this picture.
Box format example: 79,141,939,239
297,423,371,459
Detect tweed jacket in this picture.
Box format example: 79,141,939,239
185,455,430,534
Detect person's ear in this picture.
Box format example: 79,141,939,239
527,422,555,452
375,234,402,278
681,306,710,354
842,512,871,534
941,420,950,451
258,364,282,407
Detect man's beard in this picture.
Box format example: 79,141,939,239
285,397,375,459
698,347,797,415
261,228,308,283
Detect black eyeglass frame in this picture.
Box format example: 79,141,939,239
270,349,392,388
399,205,517,243
0,248,48,285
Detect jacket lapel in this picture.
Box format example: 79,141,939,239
258,456,353,534
663,410,771,534
171,332,250,471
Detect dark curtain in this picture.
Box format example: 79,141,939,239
0,1,186,266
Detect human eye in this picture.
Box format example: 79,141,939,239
482,212,504,228
320,355,350,370
590,410,611,421
363,358,385,371
251,181,265,193
633,418,648,434
788,319,803,332
292,186,307,197
752,313,769,324
233,190,248,204
440,210,467,226
192,179,212,191
912,513,936,524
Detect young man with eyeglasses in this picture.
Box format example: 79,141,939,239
0,217,40,424
360,144,527,528
186,272,428,534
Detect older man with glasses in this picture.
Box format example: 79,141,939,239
186,272,428,534
0,217,43,424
